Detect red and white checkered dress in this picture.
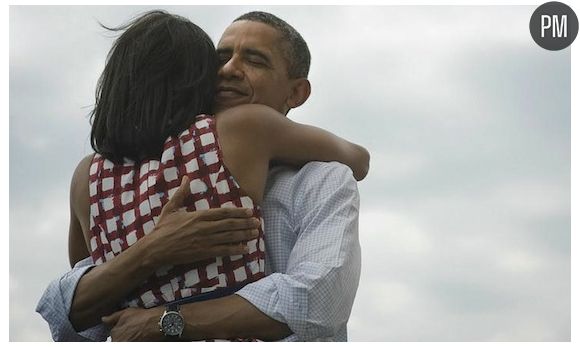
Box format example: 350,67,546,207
87,114,265,309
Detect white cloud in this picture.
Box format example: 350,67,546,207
359,209,433,258
489,179,569,218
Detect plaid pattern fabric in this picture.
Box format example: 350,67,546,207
88,114,265,309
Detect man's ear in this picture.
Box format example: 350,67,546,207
286,78,311,110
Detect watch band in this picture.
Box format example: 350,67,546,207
166,302,179,312
165,334,180,341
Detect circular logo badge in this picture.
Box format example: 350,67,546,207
529,1,578,50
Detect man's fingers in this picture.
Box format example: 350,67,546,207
102,310,124,327
209,228,260,245
198,217,261,235
196,207,254,221
213,243,250,257
161,176,190,216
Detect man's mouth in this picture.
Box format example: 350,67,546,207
215,86,248,98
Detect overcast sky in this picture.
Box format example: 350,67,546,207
9,5,570,341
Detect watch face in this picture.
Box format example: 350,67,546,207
161,312,184,336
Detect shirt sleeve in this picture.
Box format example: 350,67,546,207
35,257,110,341
236,163,362,341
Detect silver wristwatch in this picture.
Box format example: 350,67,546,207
158,303,184,339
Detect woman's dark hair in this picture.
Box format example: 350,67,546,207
90,10,218,164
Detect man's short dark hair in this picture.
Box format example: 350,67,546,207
234,11,310,79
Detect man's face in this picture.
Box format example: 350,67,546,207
214,20,294,114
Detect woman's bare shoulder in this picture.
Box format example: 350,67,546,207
70,153,95,207
72,154,94,185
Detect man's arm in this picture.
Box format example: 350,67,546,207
68,174,259,331
104,162,361,341
36,257,109,342
37,174,259,341
102,293,292,341
234,163,361,340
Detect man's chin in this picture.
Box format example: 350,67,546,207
213,99,247,113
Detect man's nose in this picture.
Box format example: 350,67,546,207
218,57,244,80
